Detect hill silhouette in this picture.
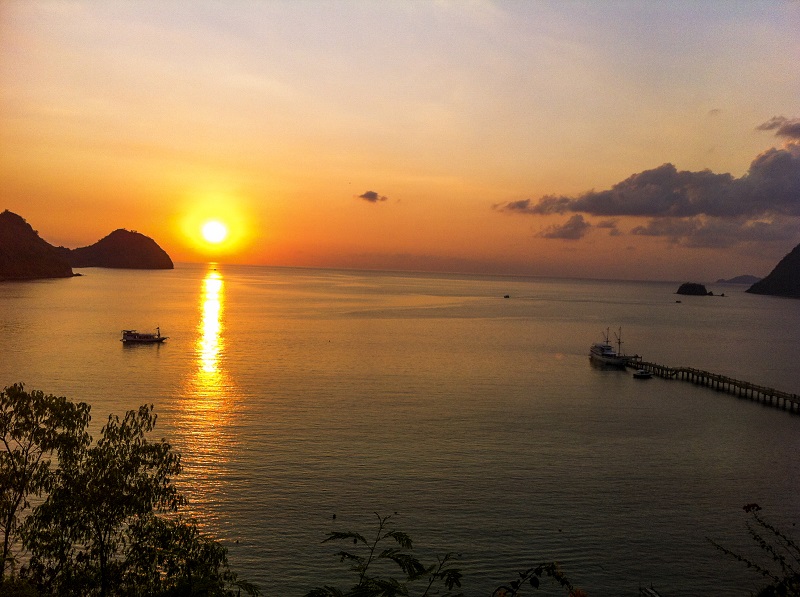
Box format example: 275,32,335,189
716,275,761,285
746,243,800,299
1,210,173,280
60,229,173,269
0,210,74,280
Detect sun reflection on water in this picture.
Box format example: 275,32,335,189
200,270,224,376
177,265,238,526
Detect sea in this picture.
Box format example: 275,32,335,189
1,263,798,596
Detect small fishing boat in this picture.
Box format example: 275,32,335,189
632,369,653,379
121,327,167,344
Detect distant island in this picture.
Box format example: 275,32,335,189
746,242,800,299
56,229,173,270
676,282,712,296
0,210,173,281
716,275,761,285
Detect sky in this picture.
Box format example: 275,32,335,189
1,0,799,282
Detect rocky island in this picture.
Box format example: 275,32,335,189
746,242,800,299
1,210,173,281
58,229,173,269
676,282,712,296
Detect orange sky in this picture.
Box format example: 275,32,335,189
2,1,799,281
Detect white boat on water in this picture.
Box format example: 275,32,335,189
589,327,627,367
121,327,167,344
633,369,653,379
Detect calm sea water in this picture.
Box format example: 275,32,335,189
1,264,799,596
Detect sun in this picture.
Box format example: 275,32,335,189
201,220,228,244
177,195,252,258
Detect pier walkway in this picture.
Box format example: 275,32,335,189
624,357,800,414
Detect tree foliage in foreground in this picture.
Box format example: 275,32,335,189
0,383,91,578
709,503,800,597
306,512,585,597
0,383,259,597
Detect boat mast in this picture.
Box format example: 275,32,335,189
614,327,623,356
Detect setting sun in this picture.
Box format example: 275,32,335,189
201,220,228,244
176,194,254,260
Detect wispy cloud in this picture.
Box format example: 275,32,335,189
756,116,800,141
631,217,799,249
596,219,621,236
357,190,389,203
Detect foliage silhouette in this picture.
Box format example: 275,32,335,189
709,504,800,597
307,513,583,597
0,383,91,578
491,562,587,597
307,513,462,597
121,514,261,596
22,404,184,596
0,384,259,597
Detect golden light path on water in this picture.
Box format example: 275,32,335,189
200,270,223,374
177,265,237,527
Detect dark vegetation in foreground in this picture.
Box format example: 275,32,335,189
708,504,800,597
2,384,798,596
1,384,257,597
305,512,584,597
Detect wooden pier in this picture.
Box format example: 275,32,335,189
624,357,800,414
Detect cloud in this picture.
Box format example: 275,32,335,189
757,116,800,140
495,136,800,247
631,216,799,249
596,219,621,236
538,214,591,240
498,198,536,213
357,190,388,203
498,144,800,219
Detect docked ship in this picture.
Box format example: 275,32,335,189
589,327,627,367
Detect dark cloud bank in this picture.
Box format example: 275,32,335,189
497,118,800,248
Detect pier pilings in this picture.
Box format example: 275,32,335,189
624,359,799,414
